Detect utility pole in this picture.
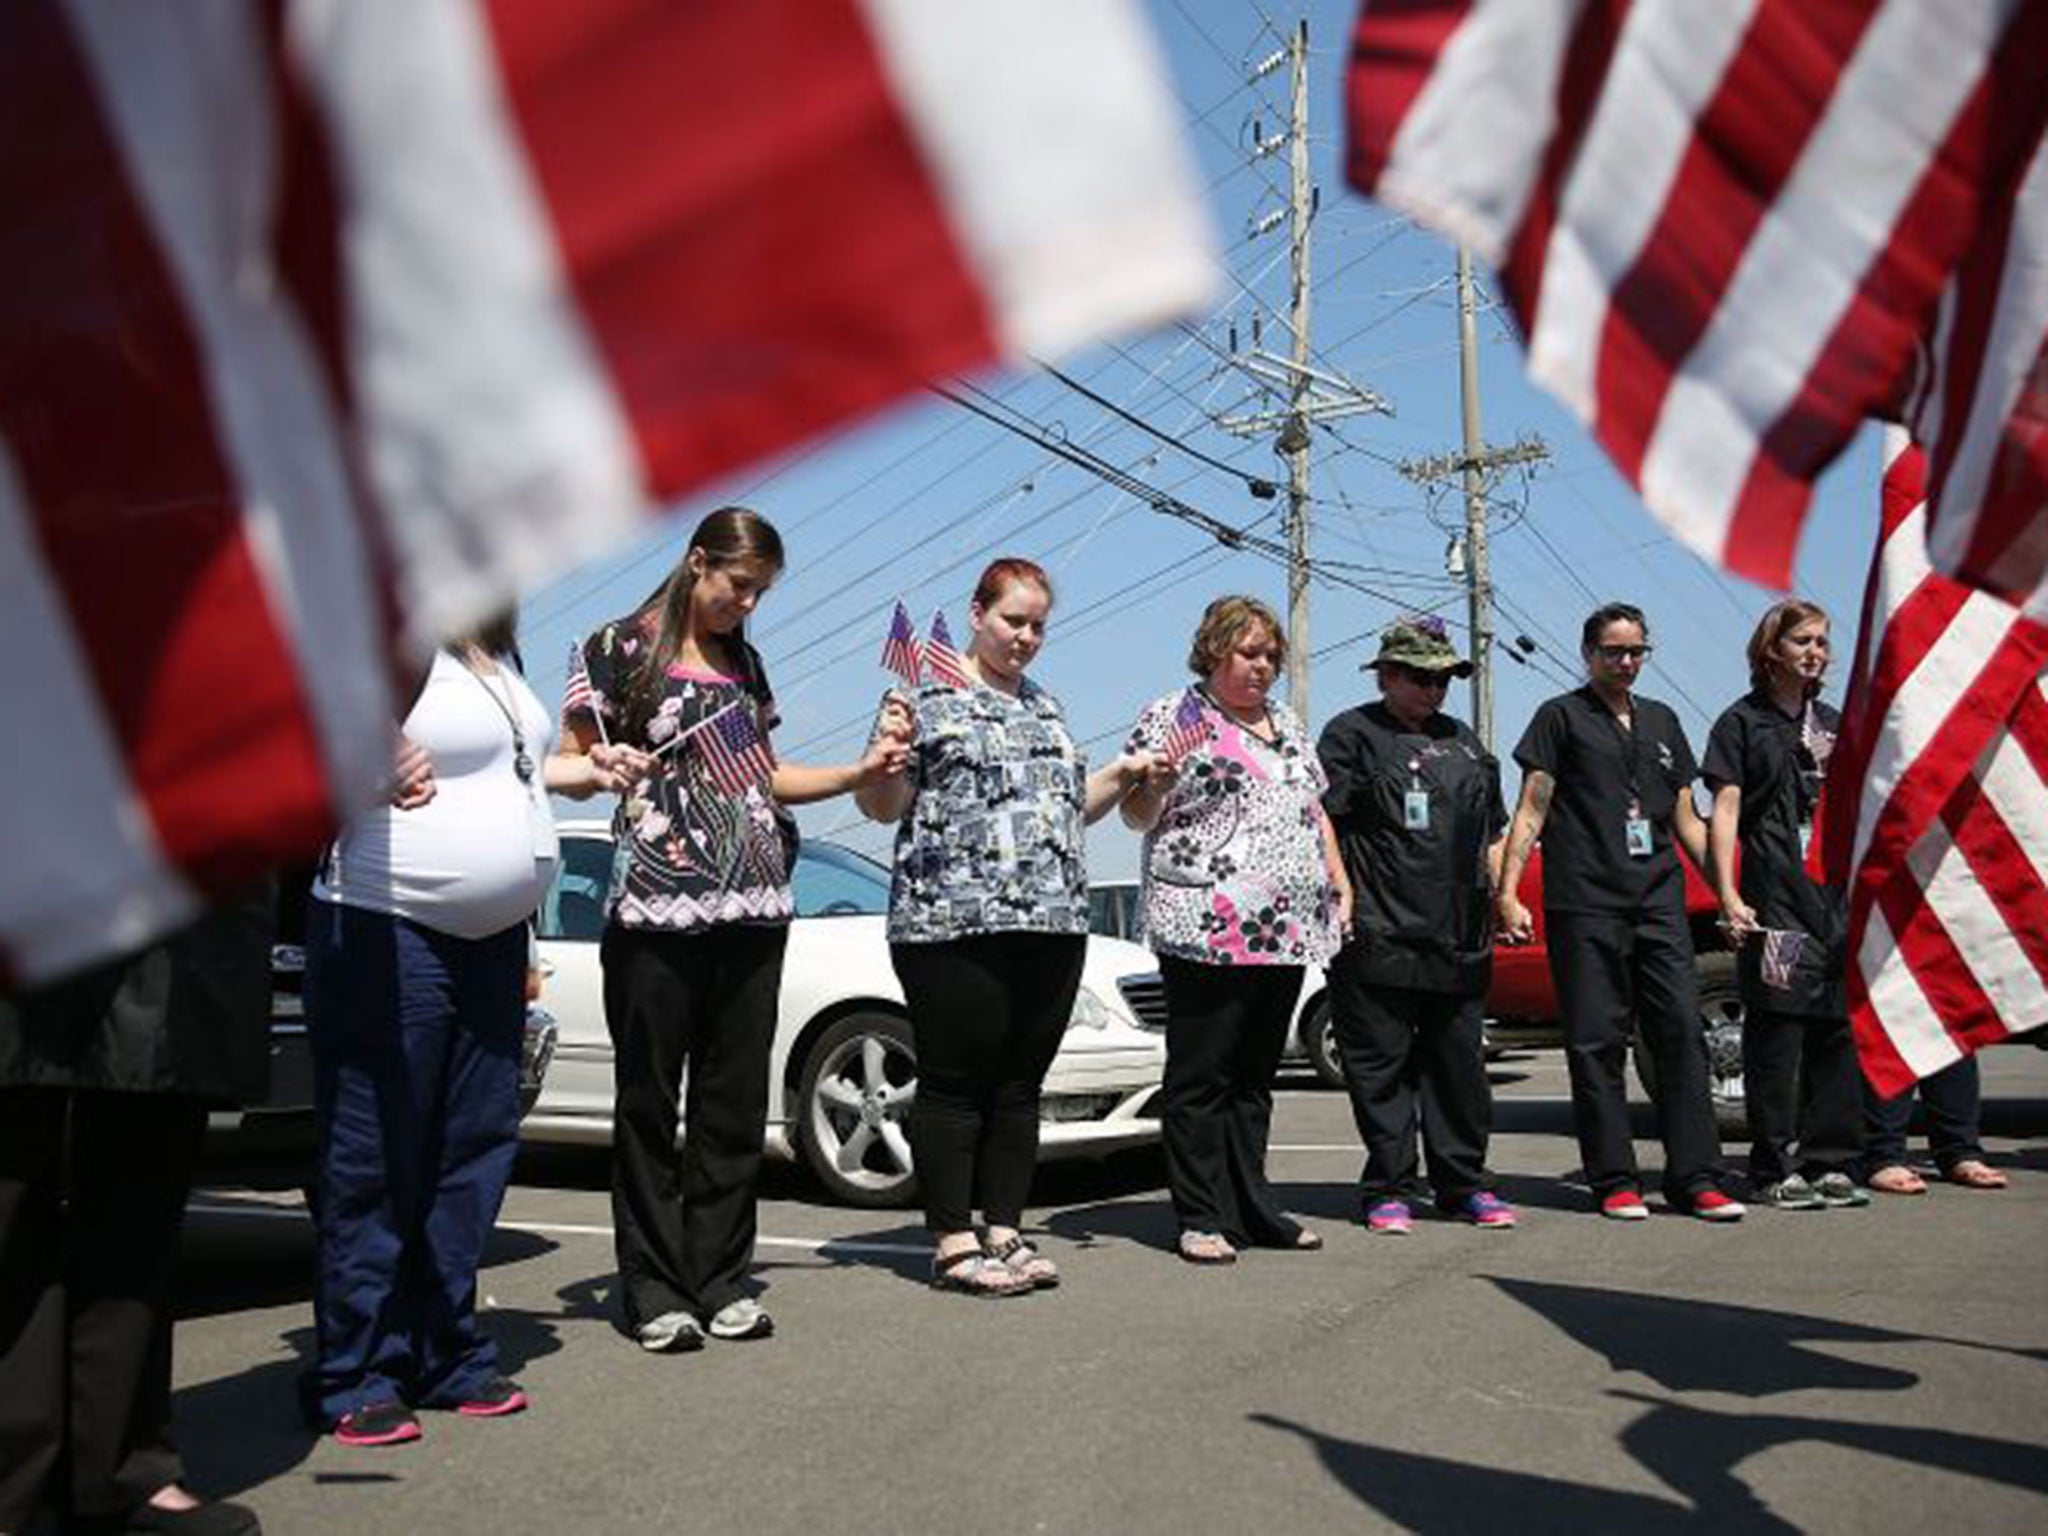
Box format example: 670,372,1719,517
1283,16,1313,721
1221,18,1388,722
1397,246,1549,753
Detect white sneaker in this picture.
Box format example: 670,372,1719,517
708,1297,773,1341
636,1310,705,1353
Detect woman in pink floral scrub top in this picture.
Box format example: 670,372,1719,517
1123,596,1353,1265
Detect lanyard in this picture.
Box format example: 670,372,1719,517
470,661,536,785
1598,696,1644,807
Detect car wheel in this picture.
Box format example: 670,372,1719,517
1632,953,1748,1139
1305,1000,1348,1089
796,1011,920,1208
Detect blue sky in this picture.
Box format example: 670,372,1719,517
525,0,1883,879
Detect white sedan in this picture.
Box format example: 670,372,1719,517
526,823,1167,1207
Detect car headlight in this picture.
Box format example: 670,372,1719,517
1067,985,1115,1031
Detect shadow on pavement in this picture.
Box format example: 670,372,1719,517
1487,1276,2048,1391
1251,1399,2048,1536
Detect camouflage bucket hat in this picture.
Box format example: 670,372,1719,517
1371,614,1473,677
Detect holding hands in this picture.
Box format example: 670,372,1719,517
390,734,436,810
588,741,654,795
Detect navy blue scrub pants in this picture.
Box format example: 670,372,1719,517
304,903,525,1424
1862,1053,1987,1176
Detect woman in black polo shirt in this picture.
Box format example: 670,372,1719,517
1498,603,1742,1222
1703,599,1868,1211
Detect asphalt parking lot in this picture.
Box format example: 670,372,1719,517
180,1046,2048,1535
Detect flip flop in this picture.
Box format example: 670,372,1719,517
1944,1159,2008,1190
1867,1165,1927,1195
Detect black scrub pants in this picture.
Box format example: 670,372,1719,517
1862,1054,1987,1176
1327,956,1494,1211
0,1088,207,1530
891,932,1086,1235
1743,1006,1860,1184
1159,958,1308,1246
1546,905,1725,1204
601,923,788,1331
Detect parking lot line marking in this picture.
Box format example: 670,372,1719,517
186,1201,931,1258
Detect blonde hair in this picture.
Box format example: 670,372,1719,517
1187,595,1284,677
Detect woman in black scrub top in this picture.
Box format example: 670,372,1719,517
1704,600,1869,1212
1498,604,1743,1222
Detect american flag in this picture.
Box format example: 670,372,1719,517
1344,1,2048,1090
923,610,973,689
1759,929,1807,993
693,702,777,799
1159,688,1211,766
0,2,1214,984
1826,431,2048,1095
881,601,924,690
1344,0,2048,597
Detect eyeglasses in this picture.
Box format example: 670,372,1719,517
1595,644,1654,662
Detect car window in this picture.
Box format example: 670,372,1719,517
1087,884,1138,940
791,842,891,918
537,835,614,942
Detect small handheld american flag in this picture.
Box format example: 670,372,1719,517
923,610,973,689
1760,928,1806,992
1158,688,1210,765
695,701,775,797
881,601,923,689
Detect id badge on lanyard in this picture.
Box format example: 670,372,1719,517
1403,759,1430,831
1625,798,1653,858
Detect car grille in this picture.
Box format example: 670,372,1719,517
1041,1092,1129,1123
1116,973,1168,1032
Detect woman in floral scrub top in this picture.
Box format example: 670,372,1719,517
1123,596,1353,1264
558,509,906,1351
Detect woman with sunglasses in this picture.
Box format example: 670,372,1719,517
1702,600,1869,1211
1317,616,1514,1235
1499,603,1741,1222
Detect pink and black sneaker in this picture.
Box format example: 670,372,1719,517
333,1401,422,1447
456,1377,530,1418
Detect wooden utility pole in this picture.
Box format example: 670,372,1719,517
1398,247,1549,753
1283,17,1313,720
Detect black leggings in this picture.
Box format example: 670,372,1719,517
891,932,1086,1235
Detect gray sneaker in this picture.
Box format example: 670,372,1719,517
708,1297,774,1341
1761,1175,1826,1211
1813,1172,1872,1207
636,1310,705,1353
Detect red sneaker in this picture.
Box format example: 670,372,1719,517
1600,1189,1650,1221
333,1401,422,1447
1690,1190,1747,1223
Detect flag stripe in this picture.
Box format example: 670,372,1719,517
1597,0,1874,488
1634,2,1996,582
1923,102,2048,600
67,3,397,861
862,0,1214,357
0,449,197,982
1343,0,1482,238
1523,3,1754,423
1500,0,1623,340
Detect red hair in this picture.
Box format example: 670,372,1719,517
972,557,1053,611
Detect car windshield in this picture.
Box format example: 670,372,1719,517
536,834,889,940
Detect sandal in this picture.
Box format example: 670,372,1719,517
1944,1158,2008,1190
1867,1165,1928,1195
1286,1226,1324,1252
930,1245,1031,1297
1177,1230,1238,1265
984,1233,1060,1290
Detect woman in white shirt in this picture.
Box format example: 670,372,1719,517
302,614,643,1447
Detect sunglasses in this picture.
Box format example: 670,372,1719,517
1595,644,1654,662
1390,663,1453,687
